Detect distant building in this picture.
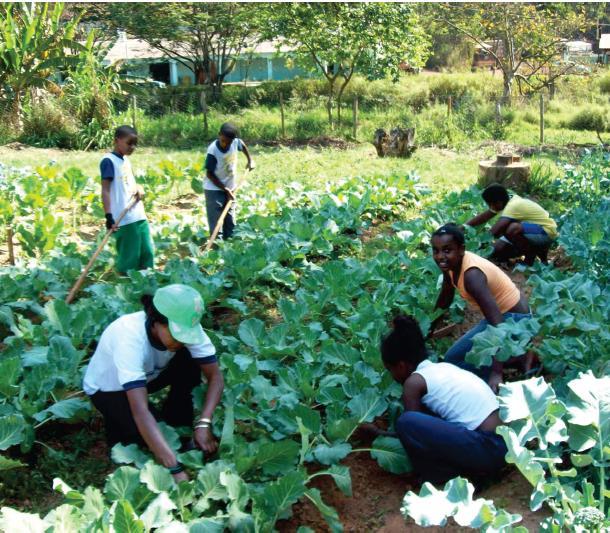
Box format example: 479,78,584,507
102,33,312,86
600,34,610,64
472,41,504,69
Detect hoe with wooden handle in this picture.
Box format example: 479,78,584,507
66,196,138,304
202,168,252,252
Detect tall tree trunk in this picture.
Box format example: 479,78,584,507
326,80,335,129
502,72,513,106
9,90,23,131
336,72,354,127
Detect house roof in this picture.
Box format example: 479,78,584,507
103,37,294,65
564,40,592,53
600,34,610,50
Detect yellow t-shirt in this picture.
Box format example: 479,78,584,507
500,195,558,239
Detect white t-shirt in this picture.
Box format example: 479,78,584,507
204,139,243,191
100,152,147,227
83,311,216,395
413,360,499,430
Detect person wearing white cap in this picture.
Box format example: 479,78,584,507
83,284,224,482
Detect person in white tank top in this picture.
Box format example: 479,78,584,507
379,315,507,485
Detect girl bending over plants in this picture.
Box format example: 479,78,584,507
381,315,507,485
83,284,224,482
431,223,531,392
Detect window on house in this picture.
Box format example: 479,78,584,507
150,63,170,84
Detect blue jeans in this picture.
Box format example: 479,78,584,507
396,411,507,484
205,189,235,240
444,312,531,380
500,222,553,248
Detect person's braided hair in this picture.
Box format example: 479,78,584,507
380,315,427,366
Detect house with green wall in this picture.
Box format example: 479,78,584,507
103,34,313,86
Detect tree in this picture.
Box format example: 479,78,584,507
267,3,430,126
438,3,587,101
96,3,268,97
0,2,83,128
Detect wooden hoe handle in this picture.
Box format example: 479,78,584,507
202,168,252,252
65,196,138,304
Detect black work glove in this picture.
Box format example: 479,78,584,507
105,213,115,230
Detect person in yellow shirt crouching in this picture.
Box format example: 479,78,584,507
466,183,558,265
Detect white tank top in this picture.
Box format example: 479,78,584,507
102,153,146,227
413,360,499,430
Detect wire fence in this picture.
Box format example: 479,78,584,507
110,88,562,146
2,83,609,148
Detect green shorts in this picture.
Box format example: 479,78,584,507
114,220,154,273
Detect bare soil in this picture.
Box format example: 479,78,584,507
279,457,544,533
278,242,550,532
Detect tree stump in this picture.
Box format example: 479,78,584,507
478,153,530,193
373,127,416,158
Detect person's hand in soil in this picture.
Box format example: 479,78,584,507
172,471,189,483
194,426,218,453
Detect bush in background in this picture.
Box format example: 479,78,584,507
20,97,78,149
566,107,609,132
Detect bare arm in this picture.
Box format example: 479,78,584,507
198,362,224,421
126,387,178,467
434,273,455,311
240,142,254,170
463,268,503,325
466,209,497,227
206,170,229,192
402,373,428,412
490,217,512,238
193,362,224,453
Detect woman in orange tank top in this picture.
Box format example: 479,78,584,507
430,224,530,392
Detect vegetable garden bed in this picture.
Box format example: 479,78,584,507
0,148,608,531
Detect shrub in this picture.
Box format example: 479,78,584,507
597,73,610,94
521,110,539,125
567,107,608,132
293,113,326,139
20,98,78,148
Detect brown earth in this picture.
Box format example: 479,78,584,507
278,456,544,533
278,247,551,532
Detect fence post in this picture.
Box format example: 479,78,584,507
352,97,358,139
7,226,14,265
199,91,208,137
447,96,452,117
131,95,137,129
495,99,502,121
539,93,544,144
279,92,286,138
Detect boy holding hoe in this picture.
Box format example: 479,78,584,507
465,183,557,266
101,125,154,273
204,122,254,240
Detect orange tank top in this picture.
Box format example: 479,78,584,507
449,252,520,314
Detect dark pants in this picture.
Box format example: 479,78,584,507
205,189,235,240
396,411,507,484
90,349,201,447
444,312,531,381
